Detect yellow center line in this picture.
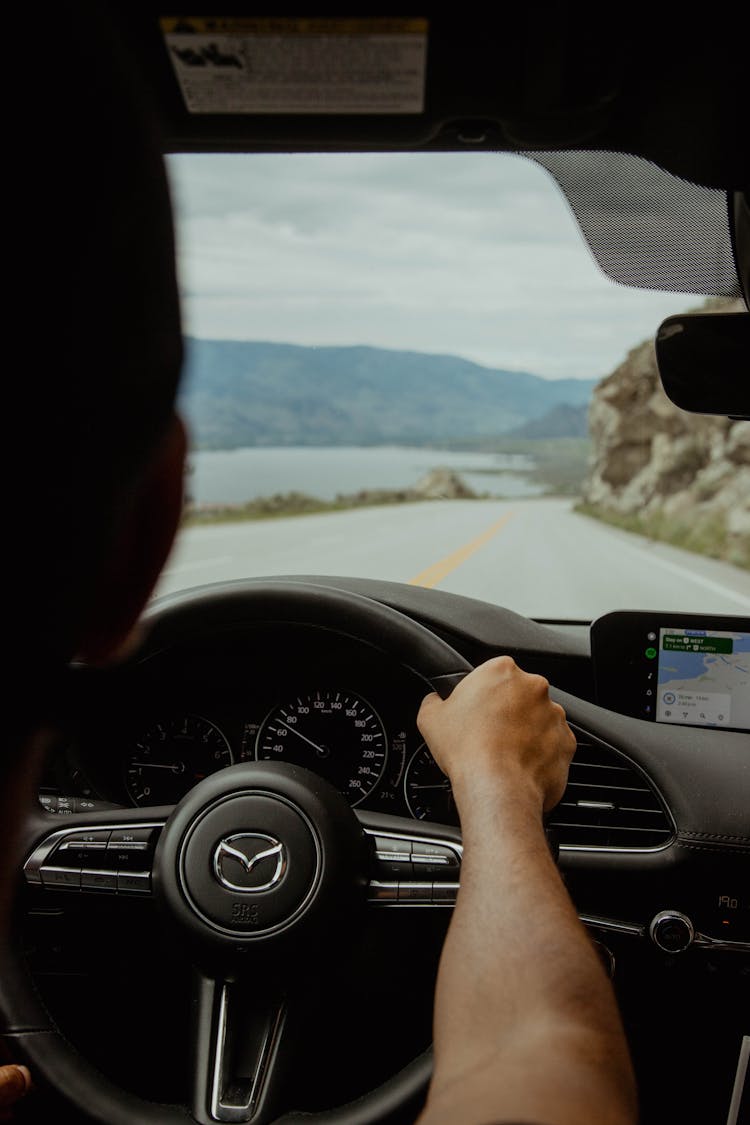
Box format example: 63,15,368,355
408,511,515,589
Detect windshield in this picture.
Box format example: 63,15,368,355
157,153,750,620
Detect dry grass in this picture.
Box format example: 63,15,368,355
575,503,749,571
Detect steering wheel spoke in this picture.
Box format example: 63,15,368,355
357,810,462,908
23,808,172,897
191,971,291,1125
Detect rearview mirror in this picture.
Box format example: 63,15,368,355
655,311,750,419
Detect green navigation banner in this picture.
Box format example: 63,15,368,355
663,635,733,655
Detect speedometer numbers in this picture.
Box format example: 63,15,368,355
126,715,233,806
404,743,459,826
256,690,387,807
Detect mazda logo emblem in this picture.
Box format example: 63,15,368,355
212,833,286,893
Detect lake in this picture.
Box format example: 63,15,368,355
187,445,544,505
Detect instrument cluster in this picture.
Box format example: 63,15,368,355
42,624,459,824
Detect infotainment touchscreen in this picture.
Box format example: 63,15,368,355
655,627,750,729
590,612,750,732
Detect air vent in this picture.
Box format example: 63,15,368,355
548,731,674,850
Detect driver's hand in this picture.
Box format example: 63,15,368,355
0,1065,31,1120
417,656,576,815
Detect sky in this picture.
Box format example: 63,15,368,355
168,152,696,381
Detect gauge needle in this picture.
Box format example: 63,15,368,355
131,761,185,773
411,782,451,790
276,720,329,758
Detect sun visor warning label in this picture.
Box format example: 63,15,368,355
161,18,428,115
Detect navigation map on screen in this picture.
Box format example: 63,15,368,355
656,628,750,730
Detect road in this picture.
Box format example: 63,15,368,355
156,498,750,619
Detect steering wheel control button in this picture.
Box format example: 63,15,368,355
108,827,154,850
117,870,152,894
650,910,695,953
365,829,462,905
40,866,81,889
180,793,320,936
372,836,411,876
412,843,460,880
369,881,399,902
57,830,111,851
431,882,460,903
411,841,457,860
376,855,413,878
23,822,164,895
368,831,462,883
107,847,149,871
367,879,459,905
106,827,159,875
81,869,117,892
373,835,412,854
398,882,433,903
54,830,112,867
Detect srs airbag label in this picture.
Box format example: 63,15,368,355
161,18,428,115
656,628,750,729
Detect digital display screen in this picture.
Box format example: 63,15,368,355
655,628,750,730
590,612,750,731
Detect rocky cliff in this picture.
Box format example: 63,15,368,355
581,299,749,569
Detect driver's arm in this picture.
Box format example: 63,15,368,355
415,657,638,1125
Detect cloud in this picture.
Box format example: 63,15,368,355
168,152,689,379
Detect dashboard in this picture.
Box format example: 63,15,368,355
25,576,750,1124
42,605,750,830
41,622,437,822
37,579,750,921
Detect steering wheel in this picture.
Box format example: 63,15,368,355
2,581,473,1124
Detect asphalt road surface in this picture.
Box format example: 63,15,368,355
156,498,750,619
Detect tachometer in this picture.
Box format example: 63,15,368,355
404,743,459,825
255,690,387,807
126,715,233,806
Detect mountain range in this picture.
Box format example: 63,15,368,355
179,338,596,448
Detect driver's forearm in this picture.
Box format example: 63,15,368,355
418,778,637,1125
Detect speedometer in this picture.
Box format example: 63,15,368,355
255,690,388,806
